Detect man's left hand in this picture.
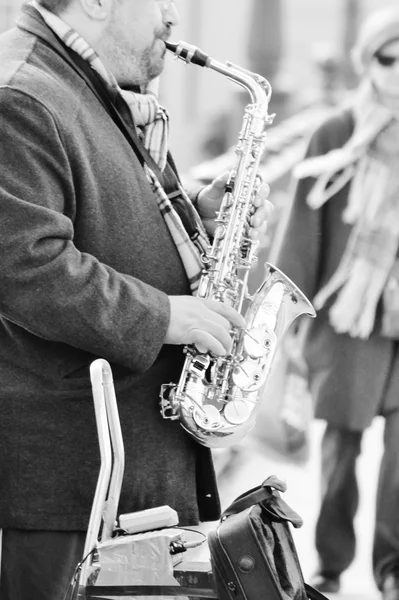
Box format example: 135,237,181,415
196,171,273,246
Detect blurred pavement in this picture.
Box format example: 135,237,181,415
192,416,385,600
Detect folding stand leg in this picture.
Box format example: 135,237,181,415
77,359,125,597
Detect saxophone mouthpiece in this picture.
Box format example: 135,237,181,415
164,41,179,53
164,41,210,68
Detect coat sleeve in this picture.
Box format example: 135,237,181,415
0,88,170,374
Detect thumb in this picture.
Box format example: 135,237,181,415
211,170,231,190
203,171,232,203
198,171,232,216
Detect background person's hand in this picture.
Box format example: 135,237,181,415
165,295,246,355
196,170,273,246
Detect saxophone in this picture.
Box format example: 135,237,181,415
160,41,316,449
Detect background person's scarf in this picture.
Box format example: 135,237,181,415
293,81,399,339
32,1,209,294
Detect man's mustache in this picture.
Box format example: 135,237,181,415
157,25,172,43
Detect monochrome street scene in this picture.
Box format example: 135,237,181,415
0,1,398,599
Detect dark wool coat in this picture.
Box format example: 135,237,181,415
274,107,399,431
0,6,220,530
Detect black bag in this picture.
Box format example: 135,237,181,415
208,475,327,600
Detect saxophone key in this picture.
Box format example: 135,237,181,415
242,327,276,359
232,362,266,392
193,404,222,431
189,354,211,377
224,399,251,425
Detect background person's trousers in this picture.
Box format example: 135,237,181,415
0,529,86,600
316,413,399,589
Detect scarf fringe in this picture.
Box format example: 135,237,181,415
313,265,350,311
307,167,355,210
328,260,372,337
295,80,399,339
328,259,391,338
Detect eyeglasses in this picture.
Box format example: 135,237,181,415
375,54,399,68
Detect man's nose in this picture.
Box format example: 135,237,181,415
162,1,180,27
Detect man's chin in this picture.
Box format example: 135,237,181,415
148,56,165,81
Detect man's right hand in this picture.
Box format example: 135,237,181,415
165,296,246,356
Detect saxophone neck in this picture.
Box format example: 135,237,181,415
212,60,271,108
165,41,272,107
225,61,272,104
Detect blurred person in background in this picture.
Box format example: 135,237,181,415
274,7,399,599
0,0,271,598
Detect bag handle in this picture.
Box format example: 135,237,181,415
222,475,303,528
222,474,286,517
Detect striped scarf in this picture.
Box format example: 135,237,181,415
32,1,208,293
293,81,399,339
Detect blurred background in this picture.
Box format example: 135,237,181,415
1,0,398,172
1,0,396,189
162,0,396,171
1,1,397,597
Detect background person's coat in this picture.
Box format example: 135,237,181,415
0,5,220,531
274,107,399,431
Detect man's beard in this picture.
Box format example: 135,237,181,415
102,19,168,86
139,45,165,82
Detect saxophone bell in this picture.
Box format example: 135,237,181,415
161,263,315,449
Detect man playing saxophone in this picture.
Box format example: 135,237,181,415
0,1,271,598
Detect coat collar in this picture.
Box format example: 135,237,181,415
16,4,121,107
16,3,72,63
